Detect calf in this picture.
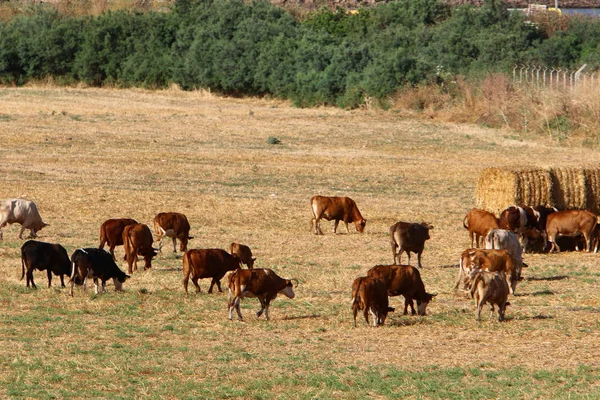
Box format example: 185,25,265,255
546,209,598,253
123,223,158,274
367,264,435,316
470,269,509,322
389,221,433,268
463,208,499,248
456,248,523,295
153,212,193,253
228,268,296,321
351,276,393,327
98,218,138,259
0,199,48,241
69,248,130,296
182,249,241,294
20,240,71,288
230,242,255,269
310,195,366,235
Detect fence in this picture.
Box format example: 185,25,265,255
513,64,600,89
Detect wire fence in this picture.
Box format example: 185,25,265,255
513,64,600,89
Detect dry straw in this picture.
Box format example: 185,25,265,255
584,168,600,214
550,167,587,210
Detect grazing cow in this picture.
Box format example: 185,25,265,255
484,229,526,272
153,212,193,252
463,208,499,248
469,269,509,322
351,276,393,327
69,248,130,296
389,221,433,268
0,199,47,241
456,248,523,295
310,195,366,235
520,205,558,252
182,249,241,294
98,218,138,259
367,264,435,316
20,240,71,288
499,206,526,236
228,268,296,321
546,209,598,253
123,223,158,274
230,242,255,269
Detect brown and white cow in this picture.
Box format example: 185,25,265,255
456,248,523,295
228,268,295,321
0,199,47,241
123,223,158,274
469,269,509,322
70,248,130,296
484,229,526,272
546,209,598,253
21,240,71,289
153,212,193,252
99,218,138,259
463,208,499,248
367,264,435,316
310,195,366,235
351,276,393,327
519,205,558,252
389,221,433,268
182,248,241,294
230,242,255,269
499,206,526,236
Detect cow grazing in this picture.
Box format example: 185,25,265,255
389,221,433,268
456,248,524,295
20,240,71,288
182,249,241,294
310,195,366,235
367,264,435,316
227,268,296,321
0,199,47,241
123,223,158,274
469,269,509,322
351,276,393,327
519,205,558,252
230,242,255,269
484,229,526,272
99,218,138,259
153,212,193,252
69,248,130,296
546,209,598,253
463,208,499,248
499,206,526,236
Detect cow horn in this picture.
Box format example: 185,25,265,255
290,278,300,287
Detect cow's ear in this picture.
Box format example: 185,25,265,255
124,274,131,280
252,257,256,261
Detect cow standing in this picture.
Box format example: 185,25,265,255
0,199,47,241
310,196,366,235
546,209,598,253
182,249,241,294
470,269,509,322
351,276,392,327
389,221,433,268
98,218,138,259
153,212,193,253
20,240,71,288
456,248,523,295
123,223,158,274
70,248,130,296
484,229,526,272
228,268,296,321
230,242,255,269
463,208,499,248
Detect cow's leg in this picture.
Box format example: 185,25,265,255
363,307,370,326
109,245,116,261
102,280,107,293
454,265,463,291
498,302,506,321
403,297,416,315
82,277,88,292
69,280,75,297
369,308,378,327
18,224,26,239
214,279,223,293
47,269,52,288
59,274,65,288
94,278,99,295
345,221,350,233
172,237,177,253
469,232,475,248
417,251,424,268
234,297,244,321
406,250,412,266
264,300,272,321
476,299,484,322
256,297,267,318
353,306,359,327
333,220,340,234
507,274,515,295
30,228,37,238
192,277,201,293
26,268,36,288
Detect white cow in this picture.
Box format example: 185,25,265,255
484,228,526,279
0,199,47,241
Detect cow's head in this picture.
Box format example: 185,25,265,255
420,222,433,239
356,219,367,233
113,274,130,291
248,257,256,269
417,293,436,316
279,279,296,299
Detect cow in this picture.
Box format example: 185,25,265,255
227,268,296,321
20,240,71,289
469,269,509,322
182,249,241,295
389,221,433,268
367,264,435,316
153,212,193,253
519,205,558,252
230,242,255,269
546,209,598,253
123,223,158,274
69,248,130,296
98,218,138,259
310,195,366,235
484,229,526,272
456,248,523,295
351,276,393,327
0,199,47,241
462,208,499,248
499,206,527,236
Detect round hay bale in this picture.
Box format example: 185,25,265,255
584,168,600,214
550,167,587,210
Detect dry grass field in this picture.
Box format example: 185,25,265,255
1,86,600,398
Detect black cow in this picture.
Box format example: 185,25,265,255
20,240,71,288
389,221,433,268
69,248,130,296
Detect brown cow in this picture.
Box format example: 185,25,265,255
310,196,366,235
546,209,598,253
99,218,138,259
499,206,526,236
230,242,255,269
463,208,499,248
367,264,435,316
456,248,523,295
227,268,296,321
519,205,557,252
182,249,241,294
122,223,158,274
389,221,433,268
153,212,193,252
351,276,393,327
469,269,509,322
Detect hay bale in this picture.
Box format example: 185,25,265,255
550,167,587,210
584,168,600,214
476,167,553,214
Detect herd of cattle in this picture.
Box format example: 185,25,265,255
1,195,597,325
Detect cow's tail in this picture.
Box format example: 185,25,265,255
351,280,364,310
469,272,483,298
99,225,106,249
20,255,26,281
462,214,469,230
123,229,132,261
